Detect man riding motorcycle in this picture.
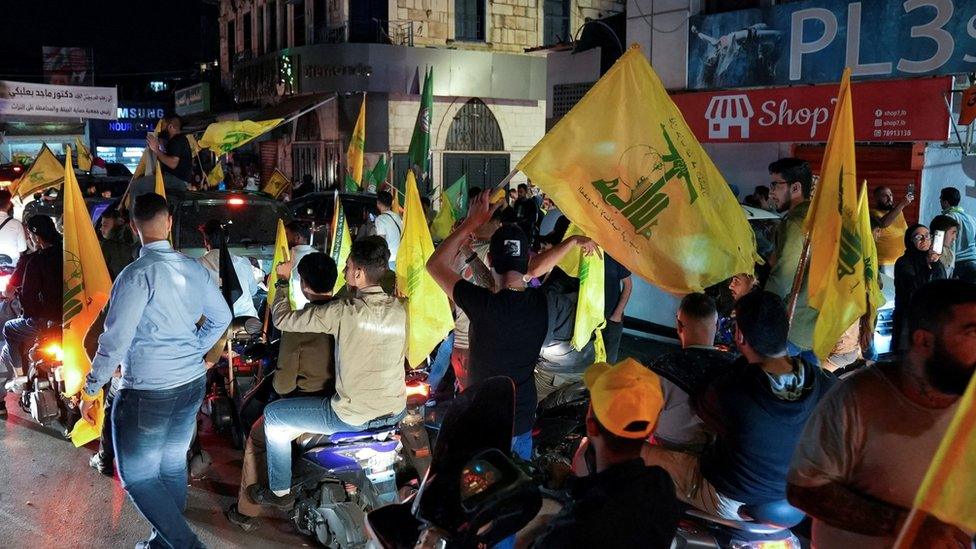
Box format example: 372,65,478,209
0,215,62,418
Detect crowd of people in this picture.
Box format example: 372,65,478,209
0,117,974,549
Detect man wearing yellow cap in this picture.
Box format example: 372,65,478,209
530,359,681,548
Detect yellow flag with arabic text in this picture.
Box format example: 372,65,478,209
62,147,112,446
12,144,64,199
516,46,758,295
262,169,291,199
396,170,454,368
803,68,866,360
267,219,291,305
857,182,886,334
329,191,353,294
74,137,92,172
198,119,283,154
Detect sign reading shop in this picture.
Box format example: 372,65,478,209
688,0,976,89
671,76,951,143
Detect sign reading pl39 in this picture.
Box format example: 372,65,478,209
688,0,976,89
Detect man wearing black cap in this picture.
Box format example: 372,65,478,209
428,190,549,458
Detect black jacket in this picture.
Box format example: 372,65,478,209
533,460,680,549
11,245,63,323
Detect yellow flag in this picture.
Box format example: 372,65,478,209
347,95,366,188
803,68,865,360
857,182,886,333
572,248,606,360
262,169,291,198
396,170,454,368
62,147,112,446
74,137,93,172
556,224,586,277
267,219,291,305
154,160,167,198
198,119,283,154
207,162,224,189
186,134,201,158
329,191,353,294
913,373,976,532
11,144,64,199
516,46,758,295
430,193,455,241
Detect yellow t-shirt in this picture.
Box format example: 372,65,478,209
871,209,908,266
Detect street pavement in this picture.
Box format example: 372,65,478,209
0,333,674,548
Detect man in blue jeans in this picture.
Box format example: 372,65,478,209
249,236,407,508
81,193,231,549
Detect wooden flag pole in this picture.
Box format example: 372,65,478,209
891,507,926,549
786,233,812,328
493,168,519,190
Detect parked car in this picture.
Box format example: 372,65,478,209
623,205,896,356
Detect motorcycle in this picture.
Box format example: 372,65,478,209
532,370,806,548
365,376,542,548
203,316,265,448
288,374,432,548
4,323,79,438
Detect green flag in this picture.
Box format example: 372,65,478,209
407,68,433,182
344,174,359,193
444,175,468,217
371,155,389,189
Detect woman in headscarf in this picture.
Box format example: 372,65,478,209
893,223,946,350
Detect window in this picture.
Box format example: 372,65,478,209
293,1,305,47
455,0,485,42
543,0,571,45
243,12,252,53
269,2,278,51
227,19,236,71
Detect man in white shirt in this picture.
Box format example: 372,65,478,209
374,191,402,269
0,190,27,265
285,221,315,310
788,279,975,549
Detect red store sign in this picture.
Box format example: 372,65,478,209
671,76,951,143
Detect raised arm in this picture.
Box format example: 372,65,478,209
427,190,501,296
527,235,598,279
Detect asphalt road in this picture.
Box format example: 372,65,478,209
0,333,674,548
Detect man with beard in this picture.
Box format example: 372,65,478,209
871,186,913,276
764,158,818,364
787,279,976,548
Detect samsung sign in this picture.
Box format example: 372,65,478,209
90,103,166,142
688,0,976,89
117,106,165,120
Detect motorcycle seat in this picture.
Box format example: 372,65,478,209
684,509,789,535
295,426,397,451
739,500,806,529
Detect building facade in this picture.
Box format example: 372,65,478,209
216,0,623,193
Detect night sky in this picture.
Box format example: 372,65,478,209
0,0,219,88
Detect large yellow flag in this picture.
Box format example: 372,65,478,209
329,191,353,294
857,182,886,333
198,119,283,154
396,170,454,368
346,95,366,188
262,169,291,198
62,147,112,446
267,219,290,305
429,193,455,241
911,373,976,532
12,144,64,199
74,137,93,172
516,46,758,294
803,68,865,360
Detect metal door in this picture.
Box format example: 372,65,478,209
442,153,510,191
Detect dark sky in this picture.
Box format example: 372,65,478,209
0,0,219,84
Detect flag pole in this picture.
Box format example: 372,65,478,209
891,508,926,549
786,233,812,327
492,168,519,190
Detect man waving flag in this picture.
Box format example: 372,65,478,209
396,170,453,368
62,147,112,446
516,46,758,295
803,68,866,361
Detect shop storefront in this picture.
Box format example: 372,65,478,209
89,103,166,173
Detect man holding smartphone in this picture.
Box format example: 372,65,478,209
871,185,914,276
941,187,976,283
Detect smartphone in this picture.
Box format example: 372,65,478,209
932,230,945,254
907,183,915,197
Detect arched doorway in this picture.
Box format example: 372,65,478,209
441,98,510,192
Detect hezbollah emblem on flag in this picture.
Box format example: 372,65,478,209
419,107,431,133
836,171,863,280
591,128,697,240
63,251,88,326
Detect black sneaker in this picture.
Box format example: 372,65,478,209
90,453,113,476
247,484,296,511
225,504,259,532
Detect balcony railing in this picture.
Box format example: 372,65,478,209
312,19,416,47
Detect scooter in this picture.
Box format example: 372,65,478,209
203,316,265,448
5,323,79,438
288,375,432,548
365,376,542,548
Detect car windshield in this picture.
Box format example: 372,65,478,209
177,199,287,250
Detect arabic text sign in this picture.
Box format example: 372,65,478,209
0,80,118,120
671,76,951,143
